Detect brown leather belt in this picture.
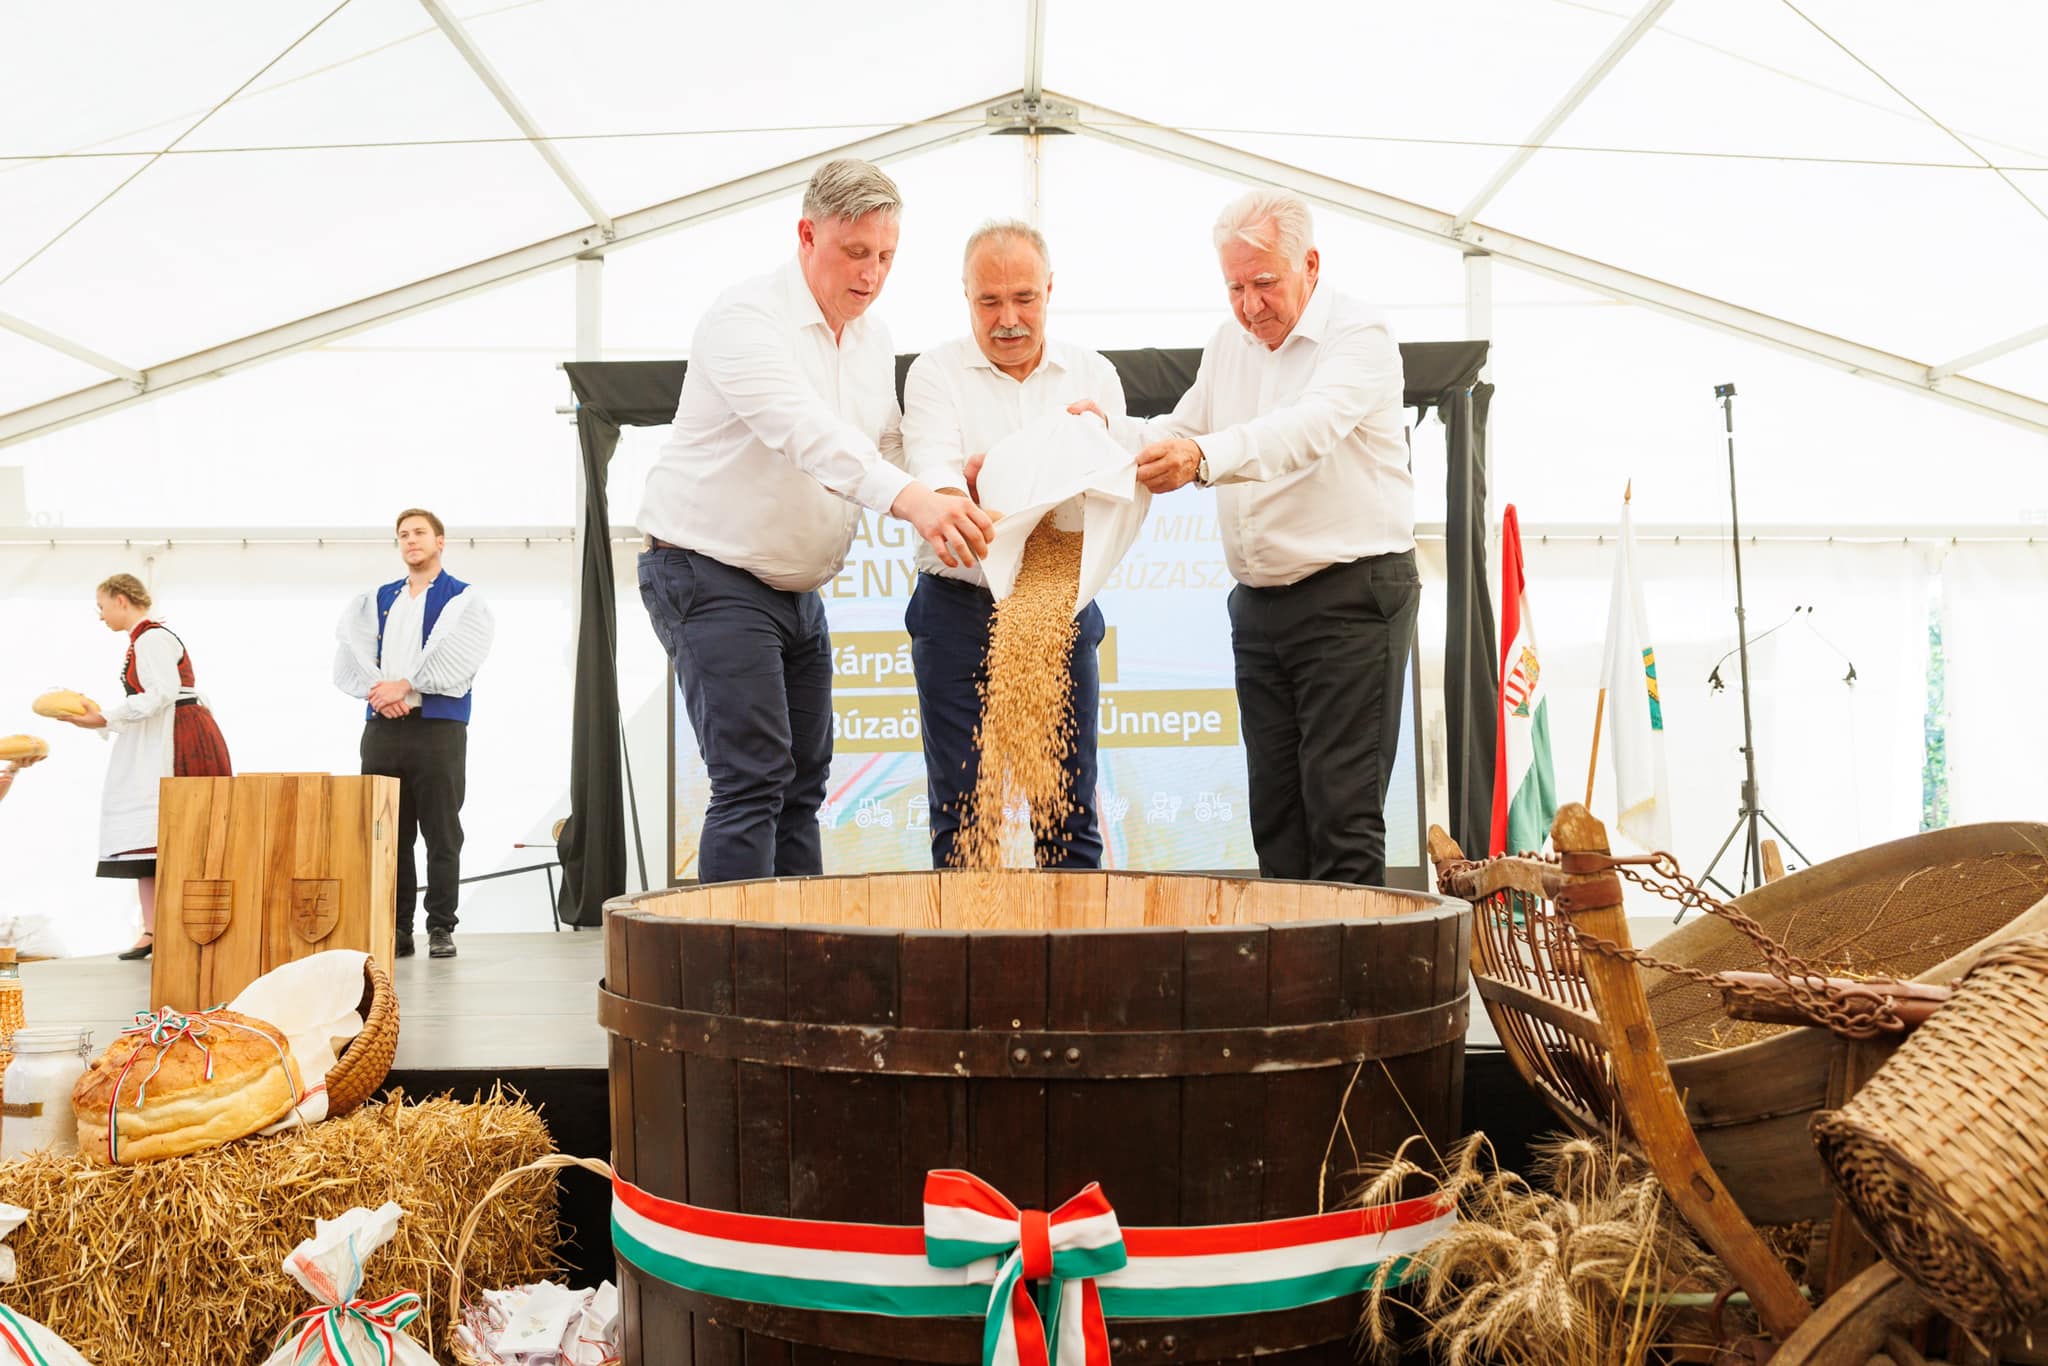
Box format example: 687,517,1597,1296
646,536,685,552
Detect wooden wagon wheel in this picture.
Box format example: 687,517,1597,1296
1767,1264,1928,1366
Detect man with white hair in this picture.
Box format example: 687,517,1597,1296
1098,189,1416,885
902,220,1126,868
639,158,993,885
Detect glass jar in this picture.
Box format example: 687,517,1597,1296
0,1027,92,1161
0,944,23,1041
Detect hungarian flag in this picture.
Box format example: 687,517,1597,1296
1598,495,1673,851
1491,506,1557,855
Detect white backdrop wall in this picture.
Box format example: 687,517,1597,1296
1943,543,2048,828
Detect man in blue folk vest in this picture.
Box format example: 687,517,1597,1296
333,508,495,959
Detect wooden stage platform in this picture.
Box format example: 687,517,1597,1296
18,915,1680,1071
21,929,610,1072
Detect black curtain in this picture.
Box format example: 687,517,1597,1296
1441,379,1499,858
557,343,1494,922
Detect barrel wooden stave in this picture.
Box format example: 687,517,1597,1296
605,876,1468,1366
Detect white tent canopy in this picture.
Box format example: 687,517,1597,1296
3,0,2045,950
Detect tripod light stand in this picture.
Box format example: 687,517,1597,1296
1698,383,1811,901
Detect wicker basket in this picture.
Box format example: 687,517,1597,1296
1812,929,2048,1339
448,1152,618,1366
324,954,399,1118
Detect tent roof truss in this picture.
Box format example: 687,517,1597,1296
1,84,2044,449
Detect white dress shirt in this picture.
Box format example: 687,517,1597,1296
640,259,914,592
1122,285,1412,588
901,337,1129,585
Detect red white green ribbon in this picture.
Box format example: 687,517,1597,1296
923,1171,1124,1366
105,1005,300,1162
0,1306,50,1366
272,1290,422,1366
611,1169,1455,1366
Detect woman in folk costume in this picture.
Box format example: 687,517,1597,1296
56,573,233,959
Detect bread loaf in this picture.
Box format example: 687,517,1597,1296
72,1008,303,1163
31,689,96,718
0,734,50,762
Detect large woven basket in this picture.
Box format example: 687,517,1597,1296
1812,928,2048,1338
323,954,398,1118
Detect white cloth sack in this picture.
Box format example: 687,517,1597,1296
0,1204,99,1364
260,1203,434,1366
975,413,1149,614
230,949,370,1131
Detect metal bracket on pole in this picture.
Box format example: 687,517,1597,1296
987,95,1078,136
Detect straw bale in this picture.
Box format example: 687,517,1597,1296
0,1088,561,1366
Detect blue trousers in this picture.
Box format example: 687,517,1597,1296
906,573,1105,869
639,546,831,884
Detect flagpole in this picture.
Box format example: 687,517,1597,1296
1586,482,1630,808
1585,689,1606,807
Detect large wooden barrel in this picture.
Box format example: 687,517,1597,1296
601,870,1469,1366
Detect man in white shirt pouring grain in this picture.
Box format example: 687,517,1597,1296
902,220,1127,868
638,159,992,884
1089,189,1418,885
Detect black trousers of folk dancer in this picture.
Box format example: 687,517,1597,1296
360,714,468,933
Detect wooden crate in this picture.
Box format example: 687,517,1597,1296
153,774,398,1013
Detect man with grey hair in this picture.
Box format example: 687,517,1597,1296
639,157,992,884
900,219,1127,868
1091,187,1416,885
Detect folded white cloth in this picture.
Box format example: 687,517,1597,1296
455,1280,622,1364
230,949,369,1131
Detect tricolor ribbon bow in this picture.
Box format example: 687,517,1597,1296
923,1171,1126,1366
274,1289,422,1366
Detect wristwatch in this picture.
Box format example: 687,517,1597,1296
1195,448,1212,487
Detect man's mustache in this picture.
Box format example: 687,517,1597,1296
989,325,1033,340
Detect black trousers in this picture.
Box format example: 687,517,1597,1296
905,573,1105,869
1227,551,1420,885
360,715,468,933
638,546,832,884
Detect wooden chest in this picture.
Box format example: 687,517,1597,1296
153,774,399,1013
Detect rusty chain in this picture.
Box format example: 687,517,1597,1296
1439,850,1908,1039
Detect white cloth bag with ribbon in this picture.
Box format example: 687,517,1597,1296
975,412,1149,614
0,1204,98,1364
259,1203,434,1366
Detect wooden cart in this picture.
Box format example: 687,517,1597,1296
1432,806,2042,1362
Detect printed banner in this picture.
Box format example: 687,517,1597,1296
671,494,1421,877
